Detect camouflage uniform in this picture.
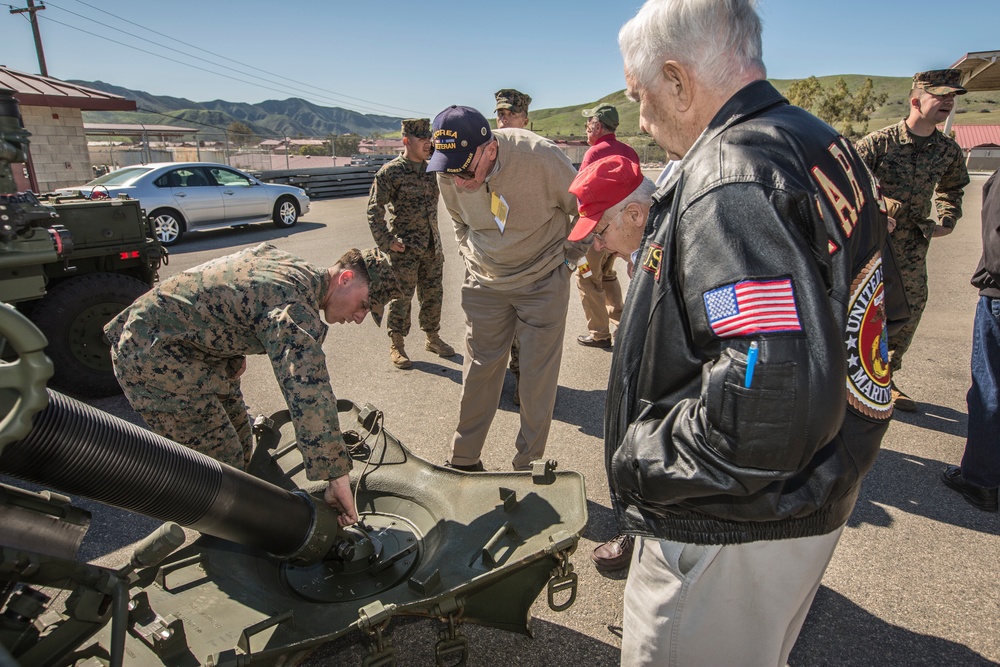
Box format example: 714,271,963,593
367,119,445,338
856,119,970,370
104,243,351,480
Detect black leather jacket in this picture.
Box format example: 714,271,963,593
606,81,892,545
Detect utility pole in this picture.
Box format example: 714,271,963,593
9,1,49,77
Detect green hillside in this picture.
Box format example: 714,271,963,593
527,75,1000,139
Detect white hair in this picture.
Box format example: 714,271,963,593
602,177,658,223
619,0,766,94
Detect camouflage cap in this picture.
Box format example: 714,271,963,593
582,103,620,131
361,248,403,326
912,69,967,95
494,89,532,114
401,118,432,139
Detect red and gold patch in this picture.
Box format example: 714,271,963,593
845,252,892,420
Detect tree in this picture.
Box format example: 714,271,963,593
334,135,361,156
227,121,258,148
793,77,888,140
787,76,824,111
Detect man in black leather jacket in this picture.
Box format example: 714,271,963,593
602,1,894,664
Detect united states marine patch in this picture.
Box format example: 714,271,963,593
845,253,892,420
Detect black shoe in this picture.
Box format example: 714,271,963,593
577,334,612,349
941,466,998,512
591,533,633,571
890,381,917,412
445,460,486,472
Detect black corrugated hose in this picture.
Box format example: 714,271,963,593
0,389,313,557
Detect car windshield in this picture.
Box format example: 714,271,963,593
83,167,154,187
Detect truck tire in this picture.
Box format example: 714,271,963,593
29,273,150,397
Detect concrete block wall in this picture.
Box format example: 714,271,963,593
19,105,93,192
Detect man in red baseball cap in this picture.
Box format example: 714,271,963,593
569,155,656,271
568,154,657,571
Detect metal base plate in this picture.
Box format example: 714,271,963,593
281,512,422,603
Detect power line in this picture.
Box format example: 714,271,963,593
36,6,408,116
36,11,414,119
64,0,428,117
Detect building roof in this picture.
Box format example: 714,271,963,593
950,51,1000,93
0,66,136,111
952,125,1000,150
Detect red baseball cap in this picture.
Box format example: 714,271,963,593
568,155,644,241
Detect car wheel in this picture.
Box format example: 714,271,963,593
272,197,299,228
29,273,151,397
150,208,185,246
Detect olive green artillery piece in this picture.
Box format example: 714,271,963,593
0,298,586,666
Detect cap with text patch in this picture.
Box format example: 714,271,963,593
567,155,644,242
427,106,493,174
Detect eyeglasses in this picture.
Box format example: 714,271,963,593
593,209,624,242
443,144,486,180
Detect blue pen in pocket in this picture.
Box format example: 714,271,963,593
744,341,759,388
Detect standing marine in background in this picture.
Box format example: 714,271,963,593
367,118,456,369
855,69,970,411
494,88,533,405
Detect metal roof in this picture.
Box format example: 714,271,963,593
952,124,1000,150
0,66,136,111
950,51,1000,92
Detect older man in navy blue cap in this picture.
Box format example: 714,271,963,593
428,105,585,472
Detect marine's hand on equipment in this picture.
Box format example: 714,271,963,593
324,475,359,526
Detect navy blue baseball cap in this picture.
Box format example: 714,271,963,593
428,105,493,174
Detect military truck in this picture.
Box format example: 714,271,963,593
0,88,163,397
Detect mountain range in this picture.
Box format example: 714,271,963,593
71,80,404,138
73,76,1000,142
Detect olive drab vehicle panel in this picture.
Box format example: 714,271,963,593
0,87,164,398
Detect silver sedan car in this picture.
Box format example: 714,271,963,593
56,162,310,246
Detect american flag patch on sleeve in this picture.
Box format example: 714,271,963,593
703,278,802,338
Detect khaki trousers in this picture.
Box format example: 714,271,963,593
577,246,623,341
621,525,845,666
449,264,569,469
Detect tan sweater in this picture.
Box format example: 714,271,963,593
439,129,584,290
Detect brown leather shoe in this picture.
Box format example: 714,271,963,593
444,460,486,472
591,533,633,571
577,334,612,349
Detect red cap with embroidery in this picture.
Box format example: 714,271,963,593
568,155,643,241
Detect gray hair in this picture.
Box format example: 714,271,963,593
601,177,658,223
619,0,766,94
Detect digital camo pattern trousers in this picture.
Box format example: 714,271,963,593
387,244,444,337
112,342,253,470
887,224,930,372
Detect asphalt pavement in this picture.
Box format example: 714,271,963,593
9,171,998,666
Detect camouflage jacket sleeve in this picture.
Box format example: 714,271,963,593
366,167,398,252
262,304,351,481
934,146,970,229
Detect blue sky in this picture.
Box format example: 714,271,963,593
2,0,998,120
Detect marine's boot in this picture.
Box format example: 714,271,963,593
425,332,456,357
390,333,412,369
